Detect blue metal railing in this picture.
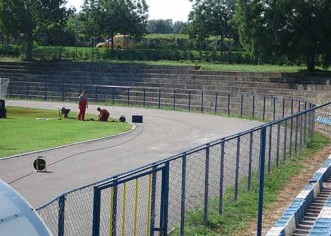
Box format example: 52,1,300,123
31,80,331,236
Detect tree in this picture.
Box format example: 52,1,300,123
189,0,237,55
146,19,174,34
235,0,331,71
79,0,148,46
0,0,72,60
269,0,331,71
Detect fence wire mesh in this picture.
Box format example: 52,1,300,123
33,85,330,235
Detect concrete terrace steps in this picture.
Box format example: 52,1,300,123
292,186,331,236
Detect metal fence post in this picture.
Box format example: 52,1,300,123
289,117,293,159
252,95,255,118
173,90,176,110
111,183,118,236
204,143,210,226
162,162,170,235
58,195,66,236
300,114,303,150
268,126,272,173
44,83,47,101
304,112,307,145
127,88,130,106
240,94,244,118
283,120,288,162
219,140,225,215
235,137,240,200
227,93,230,116
143,89,146,107
276,123,280,167
26,84,29,99
95,86,98,102
257,127,267,236
92,187,101,236
150,166,157,235
248,132,253,191
282,98,285,118
295,116,299,154
112,87,115,104
62,84,65,101
215,92,218,114
188,91,191,112
180,153,187,236
201,91,204,113
273,97,276,121
263,96,266,120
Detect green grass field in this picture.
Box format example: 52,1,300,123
0,107,132,158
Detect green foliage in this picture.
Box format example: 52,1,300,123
0,107,131,158
0,0,72,60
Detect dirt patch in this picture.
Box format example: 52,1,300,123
234,145,331,236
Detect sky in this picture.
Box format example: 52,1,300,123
66,0,192,22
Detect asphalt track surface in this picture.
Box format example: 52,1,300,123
0,100,262,208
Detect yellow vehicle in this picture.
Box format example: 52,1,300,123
96,34,133,49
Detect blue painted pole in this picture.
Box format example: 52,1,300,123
235,137,240,200
163,162,170,235
150,167,157,235
58,195,66,236
180,154,187,235
204,144,210,225
257,127,267,236
111,184,118,236
219,140,225,215
92,188,101,236
268,126,272,173
248,132,253,191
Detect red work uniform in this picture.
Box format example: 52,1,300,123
78,94,88,120
99,109,109,122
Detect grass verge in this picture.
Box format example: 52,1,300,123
0,107,131,158
170,133,330,235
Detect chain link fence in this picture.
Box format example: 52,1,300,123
35,98,331,235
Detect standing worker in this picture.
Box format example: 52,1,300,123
78,91,88,120
97,107,109,122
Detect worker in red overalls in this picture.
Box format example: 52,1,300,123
97,107,109,122
78,91,88,120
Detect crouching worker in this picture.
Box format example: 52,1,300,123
97,107,109,122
